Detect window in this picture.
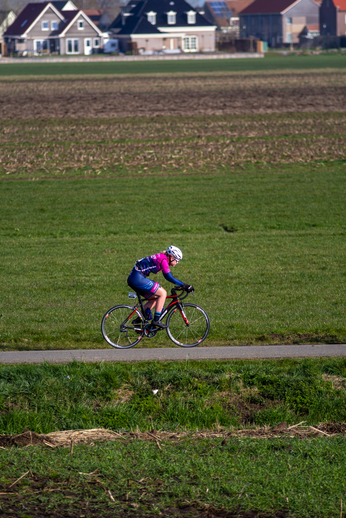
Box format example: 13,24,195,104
184,35,197,51
147,11,156,24
51,20,58,30
67,38,79,53
94,38,100,47
42,20,49,30
167,11,176,24
78,20,84,30
21,19,27,28
35,39,49,53
286,17,292,24
187,11,196,24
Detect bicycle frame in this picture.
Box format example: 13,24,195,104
101,286,210,348
128,288,190,329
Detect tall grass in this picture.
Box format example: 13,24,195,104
1,359,346,434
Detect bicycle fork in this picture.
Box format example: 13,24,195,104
174,303,190,327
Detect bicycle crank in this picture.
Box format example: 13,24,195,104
143,323,159,338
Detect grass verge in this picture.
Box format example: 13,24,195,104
1,359,346,434
1,356,346,517
0,53,346,76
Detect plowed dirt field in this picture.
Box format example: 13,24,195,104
0,70,345,119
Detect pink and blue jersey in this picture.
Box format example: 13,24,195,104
127,253,184,297
135,253,171,276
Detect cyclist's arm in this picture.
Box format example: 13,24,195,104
163,271,184,287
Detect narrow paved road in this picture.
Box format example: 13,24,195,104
0,344,345,364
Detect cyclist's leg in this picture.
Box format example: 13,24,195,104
128,269,166,317
148,287,166,313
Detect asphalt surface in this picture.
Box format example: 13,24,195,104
0,344,345,364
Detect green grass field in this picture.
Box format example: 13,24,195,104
1,436,346,517
0,53,345,77
1,162,345,350
1,359,346,517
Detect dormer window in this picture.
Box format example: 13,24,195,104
187,10,196,24
167,10,176,24
147,11,156,24
51,20,58,30
42,20,49,30
78,19,84,30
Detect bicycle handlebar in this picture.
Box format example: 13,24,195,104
171,285,193,300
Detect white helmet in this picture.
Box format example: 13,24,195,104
166,245,183,262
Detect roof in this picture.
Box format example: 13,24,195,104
240,0,301,14
110,0,214,33
82,9,104,26
4,3,49,36
206,0,254,18
332,0,346,9
4,1,101,37
306,23,319,29
51,1,78,10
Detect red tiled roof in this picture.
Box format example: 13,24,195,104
224,0,254,16
333,0,346,9
306,24,319,29
82,9,104,16
240,0,300,15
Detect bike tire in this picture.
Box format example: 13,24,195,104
101,305,144,349
166,303,210,347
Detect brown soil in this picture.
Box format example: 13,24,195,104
0,71,345,119
1,422,345,449
0,498,290,518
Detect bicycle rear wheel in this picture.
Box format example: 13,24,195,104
166,303,210,347
101,305,144,349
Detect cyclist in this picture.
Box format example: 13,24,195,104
127,246,194,329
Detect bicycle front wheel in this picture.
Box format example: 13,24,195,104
101,305,144,349
166,303,210,347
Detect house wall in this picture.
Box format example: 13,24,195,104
63,15,100,38
26,7,61,38
124,29,214,53
320,0,337,35
240,0,319,45
337,10,346,35
239,13,282,44
61,15,101,54
283,0,319,42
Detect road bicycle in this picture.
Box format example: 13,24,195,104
101,286,210,349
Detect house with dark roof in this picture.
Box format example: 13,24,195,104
109,0,216,53
239,0,319,46
320,0,346,35
4,0,103,56
203,0,254,36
